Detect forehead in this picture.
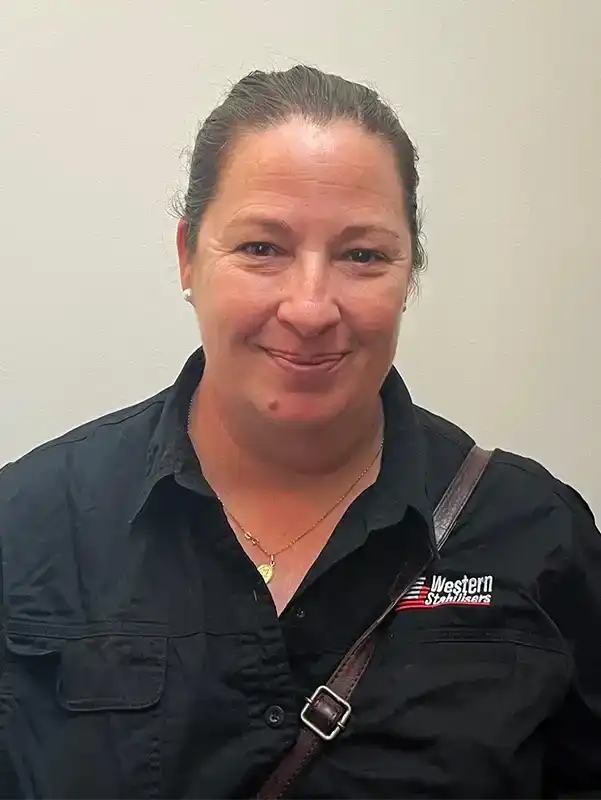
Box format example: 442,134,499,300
210,119,407,226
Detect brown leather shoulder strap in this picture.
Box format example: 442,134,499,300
256,444,494,799
433,444,493,549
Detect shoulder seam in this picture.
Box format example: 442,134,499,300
419,412,474,452
24,398,166,457
491,452,592,519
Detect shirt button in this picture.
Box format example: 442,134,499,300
295,607,306,619
265,705,285,728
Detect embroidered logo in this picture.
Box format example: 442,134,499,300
396,574,494,610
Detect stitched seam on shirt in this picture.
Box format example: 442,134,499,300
5,620,271,640
398,627,571,655
6,619,168,638
419,412,474,451
28,399,166,456
488,455,595,519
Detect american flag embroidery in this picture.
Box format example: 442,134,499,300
396,574,494,610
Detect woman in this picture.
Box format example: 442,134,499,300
0,65,599,799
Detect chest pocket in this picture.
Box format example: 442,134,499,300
332,627,572,798
2,626,167,799
56,633,166,712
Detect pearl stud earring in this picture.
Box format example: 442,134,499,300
183,288,192,303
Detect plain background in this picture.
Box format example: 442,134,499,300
0,1,599,518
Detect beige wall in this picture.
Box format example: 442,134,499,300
0,0,599,517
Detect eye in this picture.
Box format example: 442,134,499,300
237,242,282,258
344,248,389,265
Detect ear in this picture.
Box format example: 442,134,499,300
176,219,192,291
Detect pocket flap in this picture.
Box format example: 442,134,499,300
57,634,167,712
5,633,62,657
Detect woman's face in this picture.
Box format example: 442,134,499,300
178,119,412,427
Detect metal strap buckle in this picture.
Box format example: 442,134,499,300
300,684,352,742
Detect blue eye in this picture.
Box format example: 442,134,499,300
238,242,281,257
345,249,388,264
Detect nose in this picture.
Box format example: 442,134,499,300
276,254,341,338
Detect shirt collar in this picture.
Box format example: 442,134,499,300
133,348,436,552
131,349,210,521
358,367,435,551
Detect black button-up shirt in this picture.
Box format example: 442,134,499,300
1,349,600,798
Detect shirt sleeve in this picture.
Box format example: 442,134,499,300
0,464,25,798
0,464,8,680
543,486,601,798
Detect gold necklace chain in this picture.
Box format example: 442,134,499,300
187,394,383,584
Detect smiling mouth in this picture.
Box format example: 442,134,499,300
262,348,347,370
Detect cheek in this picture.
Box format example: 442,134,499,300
344,288,404,341
195,271,274,339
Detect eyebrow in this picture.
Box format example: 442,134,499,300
223,216,402,242
338,224,402,242
223,215,293,236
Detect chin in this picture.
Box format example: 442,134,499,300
261,394,347,428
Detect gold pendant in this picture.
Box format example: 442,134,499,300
258,562,275,584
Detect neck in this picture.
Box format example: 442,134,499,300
189,377,384,494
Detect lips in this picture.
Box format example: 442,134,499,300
263,348,346,366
